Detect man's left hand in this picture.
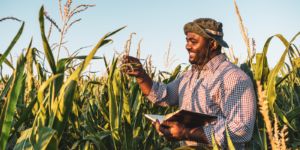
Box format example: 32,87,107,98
153,121,188,141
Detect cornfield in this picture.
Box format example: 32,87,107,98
0,1,300,150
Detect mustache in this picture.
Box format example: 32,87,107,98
188,51,206,58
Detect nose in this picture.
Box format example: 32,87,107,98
186,43,191,51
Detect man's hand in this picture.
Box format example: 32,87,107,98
121,55,145,78
153,120,209,143
121,55,153,95
153,120,188,141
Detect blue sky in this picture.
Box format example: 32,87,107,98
1,0,299,75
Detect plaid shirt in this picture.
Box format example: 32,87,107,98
146,54,256,149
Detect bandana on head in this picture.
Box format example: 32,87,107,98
184,18,229,48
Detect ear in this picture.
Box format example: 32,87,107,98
209,40,218,51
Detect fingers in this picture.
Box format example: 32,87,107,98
153,120,172,138
121,55,145,77
159,125,171,137
123,55,139,62
161,121,178,127
152,121,181,141
121,65,144,77
153,120,164,136
122,55,141,64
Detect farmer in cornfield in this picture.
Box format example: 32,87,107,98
122,18,256,149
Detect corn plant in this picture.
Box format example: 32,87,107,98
0,21,25,150
234,1,300,149
0,1,300,150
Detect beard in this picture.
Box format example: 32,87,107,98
189,59,198,64
188,51,206,65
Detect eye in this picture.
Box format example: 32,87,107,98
191,40,197,44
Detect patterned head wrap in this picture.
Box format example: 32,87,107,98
184,18,229,48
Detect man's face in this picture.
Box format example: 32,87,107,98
185,32,211,65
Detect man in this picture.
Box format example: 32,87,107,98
122,18,256,149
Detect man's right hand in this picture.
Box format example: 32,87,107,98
121,55,153,96
121,55,146,78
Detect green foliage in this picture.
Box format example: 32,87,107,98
0,54,26,149
39,6,56,74
225,125,235,150
0,3,299,150
247,32,300,149
0,22,24,67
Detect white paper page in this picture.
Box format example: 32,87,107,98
144,114,165,123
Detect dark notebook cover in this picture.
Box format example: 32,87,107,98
144,109,217,128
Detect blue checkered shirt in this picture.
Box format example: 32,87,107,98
146,54,256,149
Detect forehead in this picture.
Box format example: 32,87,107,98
186,32,205,40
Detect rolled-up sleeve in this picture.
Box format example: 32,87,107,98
203,72,256,148
146,75,184,107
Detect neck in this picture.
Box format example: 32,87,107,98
199,50,221,66
208,50,221,60
192,50,221,73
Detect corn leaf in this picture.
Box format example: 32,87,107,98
274,104,297,131
14,128,33,150
225,125,235,150
211,129,219,150
59,56,103,63
121,73,131,124
35,127,58,150
35,62,45,84
164,65,181,83
0,54,26,150
39,6,56,73
292,57,300,68
0,56,15,70
37,74,63,126
0,75,13,123
52,80,77,139
59,26,125,89
254,53,269,82
107,58,120,142
266,33,300,112
287,106,300,121
0,22,24,67
81,132,111,150
50,27,124,139
13,97,37,132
